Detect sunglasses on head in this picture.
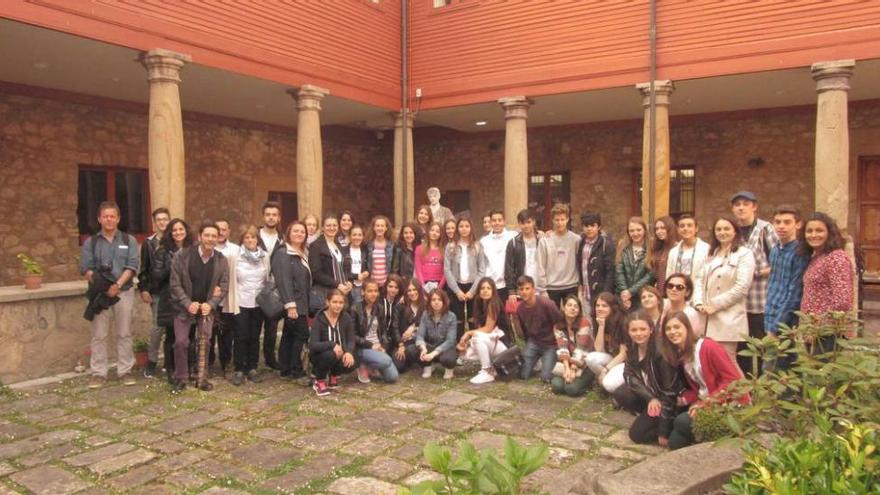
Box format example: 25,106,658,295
667,283,687,291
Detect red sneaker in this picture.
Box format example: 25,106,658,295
313,379,330,396
328,375,339,389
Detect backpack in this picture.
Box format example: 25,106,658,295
491,346,523,381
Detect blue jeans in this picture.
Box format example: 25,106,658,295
357,348,399,383
521,341,557,382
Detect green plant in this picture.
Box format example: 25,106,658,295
728,312,879,438
692,402,736,443
725,419,879,495
132,338,149,353
400,437,548,495
16,253,43,275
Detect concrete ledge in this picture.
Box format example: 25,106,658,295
0,281,87,303
592,441,743,495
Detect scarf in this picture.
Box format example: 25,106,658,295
241,246,266,264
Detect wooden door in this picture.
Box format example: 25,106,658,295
858,157,880,275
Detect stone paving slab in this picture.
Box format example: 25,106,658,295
364,456,414,481
89,448,158,476
327,476,400,495
0,430,81,460
259,454,348,493
231,442,300,470
64,442,136,467
9,466,89,495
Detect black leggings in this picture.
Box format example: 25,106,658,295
163,325,175,380
668,412,695,450
310,349,356,380
209,311,234,369
279,315,310,377
613,384,671,445
447,283,474,339
233,307,263,373
393,342,422,372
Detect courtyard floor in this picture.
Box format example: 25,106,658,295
0,365,662,495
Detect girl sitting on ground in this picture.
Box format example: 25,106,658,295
351,279,398,384
550,295,595,397
585,292,628,394
457,277,509,384
309,290,357,396
417,288,458,379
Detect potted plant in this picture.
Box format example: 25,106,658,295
132,338,150,368
16,253,44,290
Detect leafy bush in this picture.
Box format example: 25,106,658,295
16,253,43,275
725,420,879,495
400,437,548,495
692,402,736,443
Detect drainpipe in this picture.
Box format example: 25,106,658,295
401,0,409,219
648,0,657,225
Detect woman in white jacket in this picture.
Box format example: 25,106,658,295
692,215,755,367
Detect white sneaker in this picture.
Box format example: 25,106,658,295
443,368,455,380
421,366,433,379
470,369,495,385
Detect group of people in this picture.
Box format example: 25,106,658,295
80,187,854,450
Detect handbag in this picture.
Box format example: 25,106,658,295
491,345,523,381
308,286,328,316
256,276,284,320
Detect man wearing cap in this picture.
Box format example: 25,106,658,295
730,190,778,376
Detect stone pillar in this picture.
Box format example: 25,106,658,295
291,85,329,219
141,49,191,218
812,59,854,225
393,112,415,227
636,80,674,222
812,59,857,313
498,96,533,227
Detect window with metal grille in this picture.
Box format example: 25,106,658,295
77,166,150,243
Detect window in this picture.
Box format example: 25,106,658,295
528,172,571,231
632,166,696,220
441,189,470,217
433,0,451,7
77,166,150,242
267,191,298,230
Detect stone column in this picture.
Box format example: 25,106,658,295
812,59,857,313
636,80,674,222
141,49,191,218
812,59,855,225
393,112,415,227
498,96,533,227
291,85,329,219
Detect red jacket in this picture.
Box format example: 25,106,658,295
681,338,749,406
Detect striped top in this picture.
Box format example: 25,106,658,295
372,241,388,286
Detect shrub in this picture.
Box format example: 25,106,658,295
725,420,879,495
692,402,736,443
401,437,548,495
132,338,150,353
17,253,43,275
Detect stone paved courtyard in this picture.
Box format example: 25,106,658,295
0,367,668,494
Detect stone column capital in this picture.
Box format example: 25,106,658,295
636,80,675,107
392,112,414,128
498,96,533,120
140,49,192,84
811,59,855,93
289,84,330,111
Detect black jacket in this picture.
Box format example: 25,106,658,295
504,233,533,291
391,246,415,279
309,310,356,355
151,244,179,327
272,246,311,313
351,301,392,350
308,236,345,291
623,346,686,438
393,303,424,346
83,271,119,321
137,234,160,294
256,227,285,255
575,232,615,299
342,244,370,283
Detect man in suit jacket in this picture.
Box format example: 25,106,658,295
170,222,229,393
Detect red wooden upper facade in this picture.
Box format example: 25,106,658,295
4,0,880,110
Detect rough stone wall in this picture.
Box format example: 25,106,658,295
415,102,880,241
0,92,393,286
0,289,152,383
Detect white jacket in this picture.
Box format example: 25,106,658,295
666,238,711,290
693,247,755,342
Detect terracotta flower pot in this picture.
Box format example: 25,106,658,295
23,274,42,290
134,351,149,368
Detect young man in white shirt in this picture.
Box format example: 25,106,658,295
665,214,710,292
480,209,518,301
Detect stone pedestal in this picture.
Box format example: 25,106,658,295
291,85,329,219
812,59,857,311
498,96,533,227
141,49,191,219
636,80,674,222
393,112,415,227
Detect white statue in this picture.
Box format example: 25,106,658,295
426,187,454,226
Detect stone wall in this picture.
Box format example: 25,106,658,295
0,282,152,384
0,92,393,286
414,102,880,240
